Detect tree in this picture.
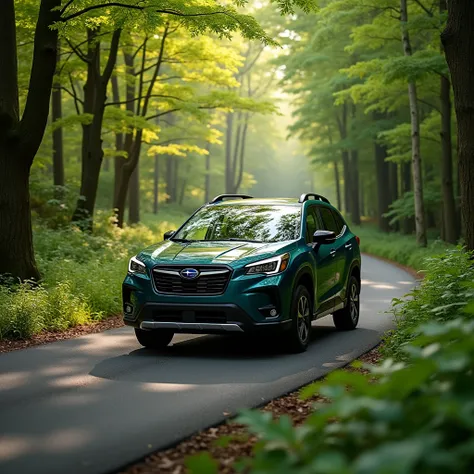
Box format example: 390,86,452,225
400,0,427,246
0,0,317,280
0,0,60,281
442,0,474,251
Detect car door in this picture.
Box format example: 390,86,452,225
315,206,344,307
331,210,354,298
307,206,337,312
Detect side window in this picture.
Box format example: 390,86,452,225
319,207,339,234
331,210,346,235
305,208,318,243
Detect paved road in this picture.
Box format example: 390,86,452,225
0,255,415,474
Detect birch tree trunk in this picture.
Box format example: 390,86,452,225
400,0,427,246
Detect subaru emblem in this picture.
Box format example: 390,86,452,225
180,268,199,279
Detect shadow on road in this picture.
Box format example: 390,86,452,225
89,324,379,385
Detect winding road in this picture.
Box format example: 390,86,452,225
0,255,415,474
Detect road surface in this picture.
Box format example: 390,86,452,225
0,255,415,474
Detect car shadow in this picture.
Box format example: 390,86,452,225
89,323,379,385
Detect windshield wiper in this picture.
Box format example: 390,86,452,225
170,238,193,243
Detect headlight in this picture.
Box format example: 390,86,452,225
245,253,290,275
128,256,147,275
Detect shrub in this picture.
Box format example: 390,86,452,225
226,315,474,474
187,249,474,474
382,248,474,360
353,225,450,271
0,209,183,340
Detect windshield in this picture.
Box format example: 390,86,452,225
173,205,301,243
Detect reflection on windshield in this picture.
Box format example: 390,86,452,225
173,205,301,243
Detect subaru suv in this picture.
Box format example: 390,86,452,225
123,193,361,352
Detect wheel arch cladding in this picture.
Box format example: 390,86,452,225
296,272,314,302
350,264,361,284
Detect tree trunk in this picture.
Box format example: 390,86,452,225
0,0,60,281
439,2,460,244
400,0,427,246
153,154,159,214
342,151,351,214
389,162,399,231
225,113,234,193
205,144,211,203
349,149,361,225
165,155,175,203
374,139,391,232
401,161,415,234
334,160,342,211
128,160,140,224
51,44,64,191
71,29,122,229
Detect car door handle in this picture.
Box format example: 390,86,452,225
330,249,336,257
345,243,352,250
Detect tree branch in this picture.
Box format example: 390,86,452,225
61,3,232,22
101,29,122,83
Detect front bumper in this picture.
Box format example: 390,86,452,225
122,300,292,334
122,269,294,334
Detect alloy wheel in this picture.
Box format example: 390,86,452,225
297,294,311,343
350,282,359,323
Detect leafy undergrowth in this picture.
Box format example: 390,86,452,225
354,225,451,271
0,209,184,340
181,248,474,474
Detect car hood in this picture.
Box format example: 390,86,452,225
138,240,297,267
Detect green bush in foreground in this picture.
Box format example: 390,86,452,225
230,315,474,474
383,248,474,360
187,249,474,474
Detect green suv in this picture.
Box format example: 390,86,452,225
123,193,361,352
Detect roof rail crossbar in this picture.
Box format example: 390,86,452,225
209,194,254,204
298,193,330,204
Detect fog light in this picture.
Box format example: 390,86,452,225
124,303,134,315
269,308,278,317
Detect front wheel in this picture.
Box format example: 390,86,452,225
134,328,174,350
333,276,360,331
285,285,312,353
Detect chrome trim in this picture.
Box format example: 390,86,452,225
198,269,230,276
153,269,181,276
140,321,244,332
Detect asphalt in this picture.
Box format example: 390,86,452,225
0,255,416,474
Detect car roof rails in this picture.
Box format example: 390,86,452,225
298,193,330,204
209,194,254,204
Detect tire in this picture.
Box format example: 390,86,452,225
285,285,312,353
134,328,174,349
333,275,360,331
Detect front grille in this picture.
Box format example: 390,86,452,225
152,266,232,295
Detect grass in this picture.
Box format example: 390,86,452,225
354,225,452,271
0,207,184,340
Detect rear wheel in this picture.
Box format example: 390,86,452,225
134,328,174,349
333,275,360,330
286,285,312,353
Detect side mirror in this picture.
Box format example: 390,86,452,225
312,230,336,246
164,230,176,240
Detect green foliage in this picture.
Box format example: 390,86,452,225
0,209,183,340
188,249,474,474
354,225,450,271
383,248,474,361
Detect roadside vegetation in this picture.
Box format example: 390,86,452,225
178,247,474,474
